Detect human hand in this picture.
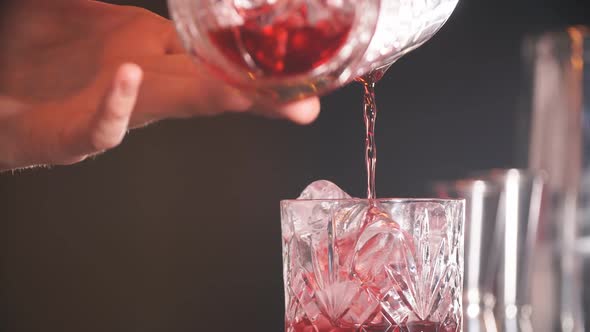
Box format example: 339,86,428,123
0,0,320,171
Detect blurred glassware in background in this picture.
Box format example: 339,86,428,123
524,26,589,332
434,170,545,332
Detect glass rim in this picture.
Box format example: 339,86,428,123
281,197,465,204
432,168,546,194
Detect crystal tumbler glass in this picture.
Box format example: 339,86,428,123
280,198,465,331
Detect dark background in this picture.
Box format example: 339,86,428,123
1,1,588,331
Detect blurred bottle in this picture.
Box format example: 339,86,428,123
523,26,589,332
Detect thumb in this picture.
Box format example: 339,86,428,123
80,63,143,154
1,64,143,169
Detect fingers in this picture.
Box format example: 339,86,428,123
249,97,321,124
134,54,200,77
271,98,321,125
18,63,143,166
87,63,142,152
128,62,321,127
118,15,323,126
128,70,252,127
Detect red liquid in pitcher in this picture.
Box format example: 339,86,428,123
208,4,354,76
